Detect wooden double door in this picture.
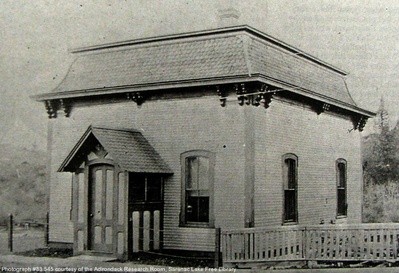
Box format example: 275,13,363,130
88,165,115,253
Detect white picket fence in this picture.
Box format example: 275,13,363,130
222,223,399,266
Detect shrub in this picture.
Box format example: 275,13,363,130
363,180,399,223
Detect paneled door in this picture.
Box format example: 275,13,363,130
88,164,114,253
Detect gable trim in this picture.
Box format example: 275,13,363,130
58,126,93,172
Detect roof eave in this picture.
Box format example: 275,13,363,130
256,77,376,118
33,75,375,118
30,75,253,101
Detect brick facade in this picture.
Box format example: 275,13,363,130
254,98,362,227
48,91,363,252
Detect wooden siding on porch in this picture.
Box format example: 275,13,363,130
131,210,162,253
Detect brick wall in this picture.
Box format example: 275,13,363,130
48,93,363,251
254,98,362,227
49,95,247,251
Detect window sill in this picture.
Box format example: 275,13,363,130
336,215,347,219
180,222,214,229
282,221,298,226
129,200,163,205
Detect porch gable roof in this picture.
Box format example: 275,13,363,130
58,126,173,174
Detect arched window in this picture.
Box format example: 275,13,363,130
336,159,347,217
180,150,215,227
283,154,298,224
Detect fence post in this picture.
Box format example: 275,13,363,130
8,214,13,252
45,211,49,246
302,227,307,260
395,227,399,260
214,227,221,268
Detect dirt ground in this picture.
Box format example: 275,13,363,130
0,226,46,254
0,226,213,268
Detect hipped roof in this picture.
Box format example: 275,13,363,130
33,25,374,117
59,126,173,174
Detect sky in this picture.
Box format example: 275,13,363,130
1,0,398,150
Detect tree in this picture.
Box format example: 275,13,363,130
364,97,398,184
374,96,390,133
363,97,399,222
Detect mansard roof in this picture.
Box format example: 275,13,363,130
33,25,373,117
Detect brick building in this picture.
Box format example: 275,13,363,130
33,25,374,259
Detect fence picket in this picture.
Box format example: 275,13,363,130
332,229,338,259
394,231,398,260
367,230,372,259
375,229,381,259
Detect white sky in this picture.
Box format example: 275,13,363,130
1,0,399,149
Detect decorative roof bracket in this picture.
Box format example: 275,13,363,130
258,83,272,109
216,86,227,107
236,83,247,106
352,115,368,132
59,99,71,117
314,102,331,115
127,92,145,106
45,100,57,119
259,92,273,109
236,83,273,108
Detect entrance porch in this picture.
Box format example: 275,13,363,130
58,126,172,260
